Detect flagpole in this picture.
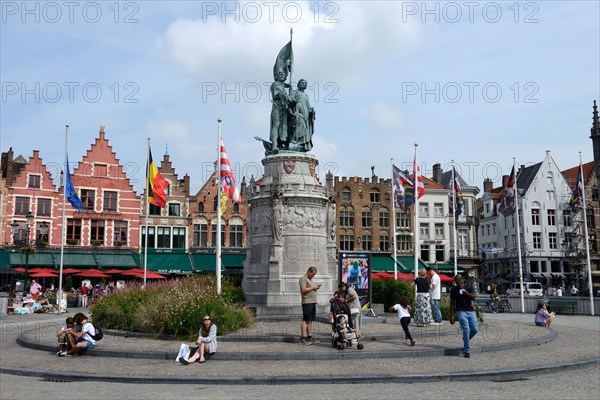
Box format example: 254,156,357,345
391,158,398,280
451,161,458,276
414,144,419,279
513,158,525,313
579,152,595,316
57,125,69,315
288,28,293,95
143,139,151,289
216,118,223,295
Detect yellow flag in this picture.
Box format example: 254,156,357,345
219,193,228,216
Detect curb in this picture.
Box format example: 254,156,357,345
16,325,558,361
1,357,597,385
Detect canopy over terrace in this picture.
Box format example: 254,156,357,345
429,263,467,275
370,254,430,274
191,253,245,274
4,249,139,270
136,250,195,275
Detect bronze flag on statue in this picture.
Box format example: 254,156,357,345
273,40,293,79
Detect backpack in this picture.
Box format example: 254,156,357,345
87,322,103,341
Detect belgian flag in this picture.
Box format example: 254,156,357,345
147,148,168,208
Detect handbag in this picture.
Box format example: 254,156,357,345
175,343,190,363
350,307,360,315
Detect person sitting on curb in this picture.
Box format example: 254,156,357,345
63,312,96,356
534,301,555,328
180,315,217,365
56,317,75,357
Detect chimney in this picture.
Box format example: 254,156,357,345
502,175,509,188
483,178,493,193
183,174,190,196
1,147,15,186
432,163,442,183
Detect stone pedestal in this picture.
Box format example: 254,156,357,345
242,152,337,317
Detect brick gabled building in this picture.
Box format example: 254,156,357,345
3,150,57,245
68,126,140,248
140,152,191,250
188,170,248,273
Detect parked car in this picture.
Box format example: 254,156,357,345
505,282,543,297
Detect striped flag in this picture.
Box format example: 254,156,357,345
413,153,425,200
147,148,168,208
450,169,464,216
392,164,412,211
220,136,241,203
569,165,584,210
498,165,516,217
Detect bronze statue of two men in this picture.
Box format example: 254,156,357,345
260,38,315,155
270,71,315,153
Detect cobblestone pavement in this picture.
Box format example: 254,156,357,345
0,309,598,384
2,367,600,400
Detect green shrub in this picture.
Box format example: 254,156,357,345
372,279,415,310
91,275,253,339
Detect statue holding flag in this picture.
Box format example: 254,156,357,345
260,30,316,155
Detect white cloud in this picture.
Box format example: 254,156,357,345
361,101,404,131
156,1,422,85
311,135,339,178
148,119,206,158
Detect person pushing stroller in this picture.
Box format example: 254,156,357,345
329,291,363,350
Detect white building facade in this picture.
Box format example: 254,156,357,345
480,151,574,290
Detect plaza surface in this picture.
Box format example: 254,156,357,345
0,308,598,396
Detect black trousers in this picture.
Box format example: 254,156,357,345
400,317,413,341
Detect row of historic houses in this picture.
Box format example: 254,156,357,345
1,101,599,293
0,126,248,276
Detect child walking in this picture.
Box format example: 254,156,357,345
389,296,415,346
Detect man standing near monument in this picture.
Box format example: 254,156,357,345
299,266,321,345
427,266,443,325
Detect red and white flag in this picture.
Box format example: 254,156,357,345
220,136,241,203
413,153,425,200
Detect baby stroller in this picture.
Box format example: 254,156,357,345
330,297,364,350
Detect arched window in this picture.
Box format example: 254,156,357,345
342,188,351,202
198,202,204,212
546,172,554,186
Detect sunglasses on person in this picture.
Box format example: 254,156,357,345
203,317,211,321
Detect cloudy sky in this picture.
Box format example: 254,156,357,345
1,1,599,194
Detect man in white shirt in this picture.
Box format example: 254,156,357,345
427,267,442,325
570,286,579,296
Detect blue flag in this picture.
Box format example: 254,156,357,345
65,156,82,210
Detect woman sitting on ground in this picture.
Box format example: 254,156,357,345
64,312,96,356
180,315,217,365
534,301,555,328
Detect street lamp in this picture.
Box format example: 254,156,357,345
39,221,49,244
10,212,34,280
